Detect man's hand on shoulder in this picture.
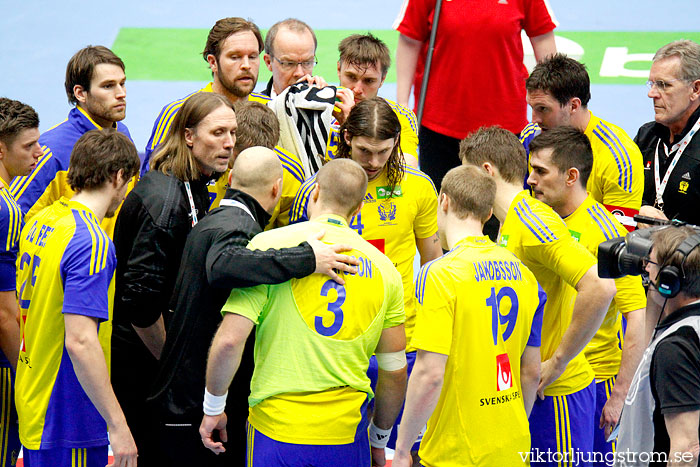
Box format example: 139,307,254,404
306,230,359,285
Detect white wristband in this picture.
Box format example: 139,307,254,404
203,388,228,416
369,421,392,448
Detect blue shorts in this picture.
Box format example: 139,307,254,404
24,446,108,467
367,350,419,451
529,380,596,467
593,376,617,456
246,420,370,467
0,367,20,467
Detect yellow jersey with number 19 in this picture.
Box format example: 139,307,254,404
564,194,646,378
499,191,596,396
412,235,546,467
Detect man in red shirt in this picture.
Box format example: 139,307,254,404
394,0,557,189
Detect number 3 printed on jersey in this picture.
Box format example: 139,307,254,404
316,279,345,336
486,286,519,345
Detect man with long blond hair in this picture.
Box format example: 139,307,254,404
112,91,237,464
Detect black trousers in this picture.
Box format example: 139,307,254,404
418,125,461,192
111,337,161,466
156,417,245,467
148,331,256,466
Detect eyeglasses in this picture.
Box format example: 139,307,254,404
642,256,658,269
646,79,685,92
272,56,317,72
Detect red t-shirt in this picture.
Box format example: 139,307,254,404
395,0,556,139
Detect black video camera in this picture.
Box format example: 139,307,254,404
597,216,697,279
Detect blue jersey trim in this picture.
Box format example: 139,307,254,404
517,199,558,243
404,166,438,195
598,121,633,192
587,204,616,241
275,148,305,184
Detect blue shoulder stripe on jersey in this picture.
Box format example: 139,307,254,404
152,98,189,149
415,260,435,306
0,190,20,251
290,176,313,221
275,149,305,184
415,246,462,305
519,199,558,242
514,204,547,243
404,166,438,195
77,210,109,275
598,121,633,192
587,204,617,241
519,122,540,143
388,101,418,134
250,92,271,101
592,125,631,193
290,176,317,223
592,203,620,236
10,146,53,200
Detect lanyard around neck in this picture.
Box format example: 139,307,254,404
219,198,255,221
654,114,700,210
184,181,199,227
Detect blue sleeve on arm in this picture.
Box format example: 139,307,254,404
527,284,547,347
0,252,17,291
60,212,115,320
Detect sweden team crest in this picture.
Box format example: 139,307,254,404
378,201,397,221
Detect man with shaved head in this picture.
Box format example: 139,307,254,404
149,148,359,466
208,101,306,230
201,158,407,467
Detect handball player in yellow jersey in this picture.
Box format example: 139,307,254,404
200,159,407,467
394,165,545,467
461,126,616,464
527,127,646,458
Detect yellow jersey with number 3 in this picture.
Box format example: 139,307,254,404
290,165,437,350
222,215,404,444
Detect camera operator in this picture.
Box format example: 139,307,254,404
615,225,700,466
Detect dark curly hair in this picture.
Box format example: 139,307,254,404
336,97,404,194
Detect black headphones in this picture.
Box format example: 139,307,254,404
656,233,700,298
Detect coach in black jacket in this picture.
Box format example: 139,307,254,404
636,40,700,226
148,147,358,466
112,92,234,465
